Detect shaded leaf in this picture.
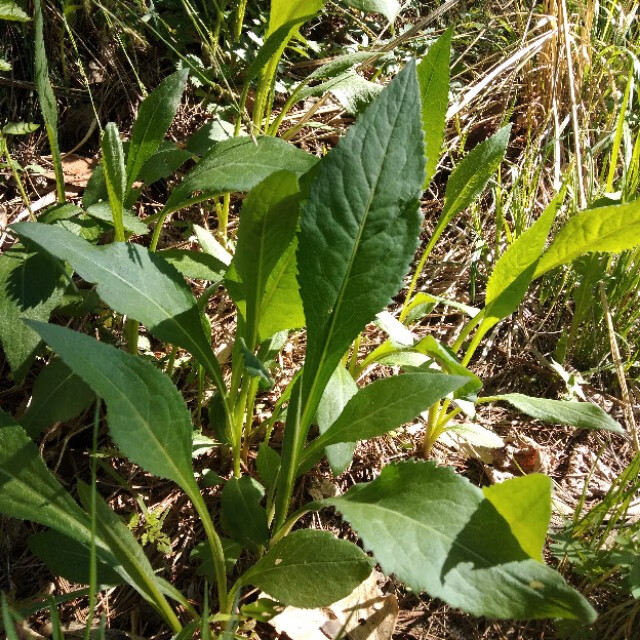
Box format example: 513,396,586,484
256,443,281,490
137,142,192,185
242,530,373,608
159,249,226,282
220,476,269,551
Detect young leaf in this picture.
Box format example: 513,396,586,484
303,372,467,466
33,0,64,202
298,60,425,425
125,70,189,190
488,394,625,434
316,366,358,476
256,443,281,490
241,530,373,608
533,199,640,279
482,475,551,563
165,137,318,214
230,171,301,347
11,223,225,394
28,321,197,490
0,0,30,21
220,476,269,551
0,245,66,382
326,461,596,622
2,122,39,135
417,28,452,187
28,529,124,586
101,123,127,241
21,358,95,439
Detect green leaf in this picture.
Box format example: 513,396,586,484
256,443,281,490
101,123,127,240
193,224,233,266
0,409,92,545
11,223,225,394
304,373,467,464
298,60,425,423
230,171,301,347
29,321,197,490
165,137,318,214
191,538,242,578
241,530,373,608
417,28,451,187
85,201,149,235
0,58,11,71
34,0,64,201
488,394,625,434
187,118,234,155
534,199,640,279
2,122,39,135
327,461,596,621
21,358,95,439
137,143,192,185
239,338,273,387
300,70,382,115
125,70,189,189
158,249,226,282
431,125,511,249
0,245,66,382
483,475,551,563
482,192,562,333
316,366,358,476
28,529,124,586
339,0,399,21
220,476,269,551
0,0,30,21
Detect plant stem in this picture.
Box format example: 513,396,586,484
1,137,36,221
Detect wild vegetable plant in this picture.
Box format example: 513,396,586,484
2,36,640,637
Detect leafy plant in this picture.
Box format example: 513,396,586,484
2,39,639,636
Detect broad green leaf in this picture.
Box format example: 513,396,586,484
0,409,92,545
298,60,425,423
220,476,269,551
29,321,197,490
2,122,39,135
316,366,358,476
489,393,625,434
375,310,415,347
101,123,127,240
165,137,318,214
137,143,192,185
339,0,399,21
231,171,301,347
256,443,281,490
484,192,561,325
187,118,234,155
159,249,226,282
444,422,503,448
193,224,233,266
299,70,382,115
483,475,551,562
28,529,124,586
417,27,451,187
431,125,511,249
0,0,30,21
327,461,596,621
11,223,225,392
21,358,95,439
126,70,189,189
241,530,372,608
534,199,640,278
304,373,467,465
0,245,66,382
191,538,242,578
34,0,64,201
85,201,149,235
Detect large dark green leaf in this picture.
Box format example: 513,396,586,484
165,137,318,214
21,358,95,439
297,60,425,423
417,28,451,187
0,245,65,382
220,476,269,551
488,394,624,434
29,321,197,490
327,461,596,621
11,223,225,392
125,70,189,189
241,530,373,608
230,171,301,347
534,199,640,278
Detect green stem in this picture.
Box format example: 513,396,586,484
234,0,247,41
269,501,322,547
2,137,36,221
400,234,439,321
